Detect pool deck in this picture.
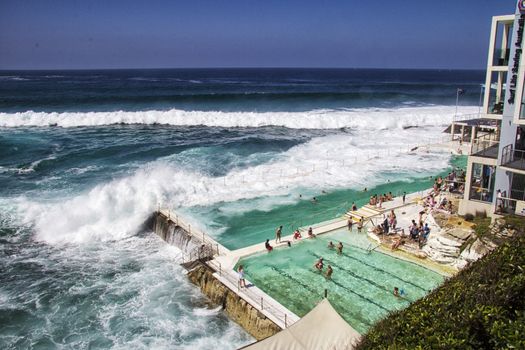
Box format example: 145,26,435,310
159,185,461,333
157,208,302,329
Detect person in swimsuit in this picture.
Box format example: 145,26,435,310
314,257,324,271
336,242,343,255
265,239,273,252
325,265,333,280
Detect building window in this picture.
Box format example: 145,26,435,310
492,21,513,66
469,163,496,202
487,71,507,115
510,173,525,201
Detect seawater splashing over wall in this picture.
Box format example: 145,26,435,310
152,214,200,254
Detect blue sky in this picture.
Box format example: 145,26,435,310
0,0,516,70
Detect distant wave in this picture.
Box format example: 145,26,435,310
0,106,478,129
0,76,30,81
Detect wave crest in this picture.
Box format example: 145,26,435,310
0,106,478,129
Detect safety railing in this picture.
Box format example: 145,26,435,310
452,113,483,123
207,258,298,328
469,186,493,202
157,208,228,257
501,144,525,170
470,133,500,157
495,197,525,216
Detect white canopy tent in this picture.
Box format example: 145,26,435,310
240,299,361,350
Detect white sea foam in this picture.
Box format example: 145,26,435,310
0,234,252,349
0,106,478,129
17,122,454,244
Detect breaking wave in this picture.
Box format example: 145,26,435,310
0,106,478,129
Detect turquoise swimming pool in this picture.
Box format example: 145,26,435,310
237,229,444,334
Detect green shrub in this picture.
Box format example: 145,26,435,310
356,231,525,350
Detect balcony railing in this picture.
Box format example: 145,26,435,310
470,133,500,158
501,144,525,171
469,186,493,202
495,197,525,216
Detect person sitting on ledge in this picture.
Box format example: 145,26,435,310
265,239,273,252
372,225,383,235
308,227,316,238
293,229,302,240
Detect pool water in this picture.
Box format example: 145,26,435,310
185,156,466,250
237,229,444,334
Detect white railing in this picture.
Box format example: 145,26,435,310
496,197,525,216
207,258,298,328
452,113,482,123
471,133,500,156
157,208,228,257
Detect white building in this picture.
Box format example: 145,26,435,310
459,1,525,218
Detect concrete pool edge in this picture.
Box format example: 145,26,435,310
150,210,301,340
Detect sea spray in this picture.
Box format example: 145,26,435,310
17,125,451,244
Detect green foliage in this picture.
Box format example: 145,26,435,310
356,231,525,350
472,216,491,239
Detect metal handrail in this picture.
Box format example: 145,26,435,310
471,133,500,156
452,113,482,122
495,197,525,216
501,144,525,170
159,209,226,257
469,186,492,202
207,259,295,328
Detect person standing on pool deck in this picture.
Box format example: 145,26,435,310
357,218,363,233
275,225,282,244
237,265,247,288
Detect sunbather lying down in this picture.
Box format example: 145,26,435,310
391,236,405,251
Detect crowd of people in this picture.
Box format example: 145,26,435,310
436,169,465,195
265,225,317,252
368,191,395,208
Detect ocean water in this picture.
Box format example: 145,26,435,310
0,68,482,348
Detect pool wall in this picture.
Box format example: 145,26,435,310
150,211,281,340
187,263,281,340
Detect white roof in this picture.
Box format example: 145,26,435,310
240,299,361,350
